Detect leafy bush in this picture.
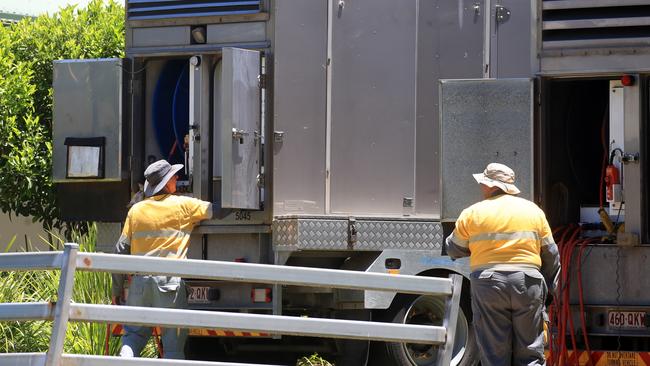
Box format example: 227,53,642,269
0,0,124,230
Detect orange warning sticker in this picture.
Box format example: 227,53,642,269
561,351,650,366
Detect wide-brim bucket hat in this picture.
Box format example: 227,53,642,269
143,159,184,197
472,162,521,195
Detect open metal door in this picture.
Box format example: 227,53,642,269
440,78,534,220
220,47,261,209
52,58,132,221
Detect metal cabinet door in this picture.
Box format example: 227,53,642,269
440,78,534,220
220,47,261,209
491,0,536,77
330,0,417,215
53,58,129,182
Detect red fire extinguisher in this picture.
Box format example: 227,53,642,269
605,164,620,201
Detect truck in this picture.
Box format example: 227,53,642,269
51,0,650,365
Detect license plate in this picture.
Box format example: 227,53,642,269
608,311,647,329
188,286,210,303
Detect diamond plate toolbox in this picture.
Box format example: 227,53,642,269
273,217,442,251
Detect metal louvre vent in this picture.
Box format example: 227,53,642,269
542,0,650,50
127,0,261,20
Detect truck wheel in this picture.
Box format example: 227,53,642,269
373,294,479,366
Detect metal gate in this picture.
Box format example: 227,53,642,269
0,243,463,365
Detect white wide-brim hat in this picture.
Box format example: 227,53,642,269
143,159,184,197
472,162,520,195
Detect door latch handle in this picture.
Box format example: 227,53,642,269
232,128,249,140
496,5,510,24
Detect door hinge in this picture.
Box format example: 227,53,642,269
257,173,265,188
258,74,267,89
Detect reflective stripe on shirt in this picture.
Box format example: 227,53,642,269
131,229,192,241
449,232,469,247
133,248,184,258
541,235,555,247
469,231,539,243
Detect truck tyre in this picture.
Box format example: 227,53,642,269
371,293,479,366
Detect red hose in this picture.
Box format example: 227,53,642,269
554,226,580,365
577,239,595,366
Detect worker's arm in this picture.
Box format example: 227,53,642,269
539,216,561,297
445,209,471,259
183,197,215,222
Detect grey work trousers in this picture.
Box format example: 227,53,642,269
120,275,188,359
470,269,547,366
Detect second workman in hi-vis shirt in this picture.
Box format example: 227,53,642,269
112,159,212,359
446,163,561,366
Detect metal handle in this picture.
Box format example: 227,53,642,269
232,128,249,140
496,5,510,24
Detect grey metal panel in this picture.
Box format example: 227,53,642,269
330,0,416,215
189,55,213,201
272,0,328,216
126,42,270,58
220,47,261,209
440,79,534,220
543,0,649,10
623,82,642,236
495,0,536,77
364,250,469,309
544,17,650,30
53,59,125,181
416,0,486,216
203,233,265,263
541,52,650,75
543,37,650,50
131,26,190,47
207,22,266,44
568,246,650,305
272,218,443,251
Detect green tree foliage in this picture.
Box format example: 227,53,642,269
0,0,124,230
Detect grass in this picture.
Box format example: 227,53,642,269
0,224,157,357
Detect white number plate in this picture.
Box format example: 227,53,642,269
188,286,210,303
608,311,646,329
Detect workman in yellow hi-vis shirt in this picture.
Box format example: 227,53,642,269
112,159,212,359
445,163,560,366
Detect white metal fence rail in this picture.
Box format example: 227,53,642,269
0,243,463,366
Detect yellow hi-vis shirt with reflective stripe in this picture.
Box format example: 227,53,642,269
123,194,211,258
450,194,553,271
